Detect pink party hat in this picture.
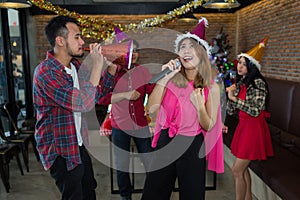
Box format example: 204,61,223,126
191,17,208,40
114,27,128,43
174,17,211,56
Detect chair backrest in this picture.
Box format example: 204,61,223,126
3,102,20,132
0,103,7,118
0,116,8,141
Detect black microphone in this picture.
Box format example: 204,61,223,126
149,60,180,84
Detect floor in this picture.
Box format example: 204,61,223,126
0,132,257,200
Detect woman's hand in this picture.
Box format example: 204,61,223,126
222,125,228,134
125,90,141,101
157,59,181,86
226,84,236,101
190,88,205,112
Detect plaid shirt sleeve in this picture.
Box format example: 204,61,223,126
228,78,267,117
44,67,96,112
96,69,116,105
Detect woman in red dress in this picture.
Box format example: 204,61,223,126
226,53,274,200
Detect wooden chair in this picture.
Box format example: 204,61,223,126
0,122,24,193
2,103,39,172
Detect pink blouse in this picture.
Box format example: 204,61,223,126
152,81,224,173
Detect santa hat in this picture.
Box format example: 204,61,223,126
114,27,129,43
238,36,269,71
174,17,211,56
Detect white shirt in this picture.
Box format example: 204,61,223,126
64,64,83,146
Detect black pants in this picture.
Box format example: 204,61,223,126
50,146,97,200
142,130,206,200
95,104,108,126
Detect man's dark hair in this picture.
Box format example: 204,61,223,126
45,16,79,48
122,38,139,49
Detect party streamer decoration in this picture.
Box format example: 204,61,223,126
29,0,205,40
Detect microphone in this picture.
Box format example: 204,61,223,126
149,60,180,84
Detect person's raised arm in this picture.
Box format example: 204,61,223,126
147,59,181,115
89,43,104,86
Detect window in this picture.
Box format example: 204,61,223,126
8,9,25,104
0,8,31,121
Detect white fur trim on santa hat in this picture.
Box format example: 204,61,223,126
198,17,208,28
174,32,211,56
238,53,261,71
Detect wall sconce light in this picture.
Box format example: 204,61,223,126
203,0,240,9
0,0,32,9
178,12,198,24
12,40,17,47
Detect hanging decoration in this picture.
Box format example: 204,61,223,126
29,0,204,41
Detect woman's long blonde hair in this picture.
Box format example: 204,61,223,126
171,38,211,89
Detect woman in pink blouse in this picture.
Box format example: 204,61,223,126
142,19,223,200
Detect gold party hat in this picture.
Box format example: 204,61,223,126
246,36,269,63
238,36,269,71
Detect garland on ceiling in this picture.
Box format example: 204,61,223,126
29,0,205,41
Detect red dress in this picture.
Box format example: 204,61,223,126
230,85,274,160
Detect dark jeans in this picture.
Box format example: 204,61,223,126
111,127,152,198
142,130,206,200
50,146,97,200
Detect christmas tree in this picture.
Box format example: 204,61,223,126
210,27,236,87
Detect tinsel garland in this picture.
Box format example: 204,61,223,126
29,0,205,41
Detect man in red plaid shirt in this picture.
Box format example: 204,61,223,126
33,16,107,200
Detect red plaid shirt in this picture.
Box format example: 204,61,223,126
33,51,107,171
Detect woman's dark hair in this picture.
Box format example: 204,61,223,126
236,56,270,109
45,16,79,48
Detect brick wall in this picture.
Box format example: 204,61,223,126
237,0,300,82
31,0,300,82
